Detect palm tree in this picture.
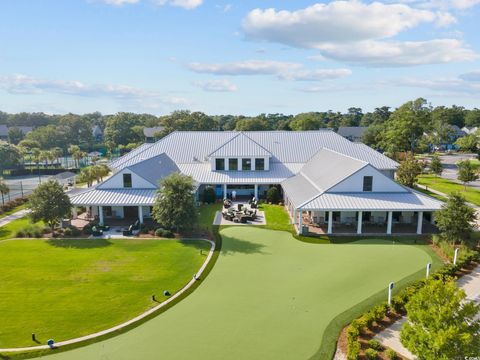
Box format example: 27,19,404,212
0,179,10,205
53,147,63,167
68,145,80,168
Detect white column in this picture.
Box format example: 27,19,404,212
99,206,104,226
254,184,258,199
357,211,363,235
225,158,229,171
327,211,333,234
138,206,144,224
417,211,423,234
72,207,78,219
387,211,392,235
299,210,303,234
251,157,255,171
237,157,242,171
223,184,227,199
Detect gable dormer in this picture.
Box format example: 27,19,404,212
209,132,272,171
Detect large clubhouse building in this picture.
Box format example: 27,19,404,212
70,131,443,235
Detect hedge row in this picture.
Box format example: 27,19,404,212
0,197,28,215
346,252,479,360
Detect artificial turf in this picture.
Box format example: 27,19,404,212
35,226,441,360
0,238,210,348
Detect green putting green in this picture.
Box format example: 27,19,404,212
33,227,440,360
0,238,210,348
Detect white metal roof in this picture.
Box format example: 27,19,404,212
301,191,443,211
208,132,271,158
69,188,156,206
110,131,398,172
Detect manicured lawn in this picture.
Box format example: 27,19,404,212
417,174,480,205
413,186,448,202
0,238,210,348
0,217,44,240
38,227,441,360
0,203,27,220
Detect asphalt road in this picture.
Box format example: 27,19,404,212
439,153,480,189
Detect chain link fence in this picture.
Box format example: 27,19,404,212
2,176,51,204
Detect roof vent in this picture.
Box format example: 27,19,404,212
193,156,198,162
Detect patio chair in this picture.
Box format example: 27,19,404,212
91,226,103,237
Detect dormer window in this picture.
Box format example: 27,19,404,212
123,173,132,188
255,158,265,171
215,158,225,171
229,158,238,171
242,158,252,171
363,176,373,192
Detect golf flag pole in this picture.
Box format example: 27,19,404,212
426,262,431,278
453,248,459,266
388,282,394,305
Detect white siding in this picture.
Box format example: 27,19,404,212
328,165,405,193
97,168,156,189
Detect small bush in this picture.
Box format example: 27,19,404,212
71,227,81,236
64,228,72,236
385,348,397,360
390,296,405,313
202,186,216,204
155,228,174,238
364,348,378,360
346,339,360,360
15,230,25,238
372,304,387,323
266,186,280,204
367,339,382,351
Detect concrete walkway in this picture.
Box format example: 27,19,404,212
374,264,480,359
0,209,31,228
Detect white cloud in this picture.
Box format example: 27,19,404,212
317,39,477,66
459,70,480,82
242,1,448,48
419,0,480,10
187,60,351,81
193,79,238,92
154,0,203,9
394,75,480,95
0,74,193,108
98,0,203,9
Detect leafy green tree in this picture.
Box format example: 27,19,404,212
104,112,144,148
401,278,480,360
152,173,198,231
435,192,476,245
289,113,322,130
202,186,216,204
361,124,384,148
396,154,423,188
464,108,480,127
68,145,81,168
29,179,72,233
235,116,270,131
0,179,10,205
7,127,25,144
429,155,443,177
455,133,478,152
266,186,280,204
380,98,431,153
0,141,21,175
457,160,478,189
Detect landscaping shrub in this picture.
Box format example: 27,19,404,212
390,296,405,313
364,348,378,359
64,228,72,236
0,197,28,215
202,186,216,204
385,348,397,360
155,228,174,238
266,186,280,204
71,227,81,237
367,339,382,351
346,339,360,360
371,304,388,324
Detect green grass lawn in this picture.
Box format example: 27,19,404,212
0,203,27,220
417,174,480,205
37,227,441,360
0,238,210,348
0,217,44,240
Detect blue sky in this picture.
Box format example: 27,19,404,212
0,0,479,115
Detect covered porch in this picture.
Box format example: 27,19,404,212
284,190,443,236
69,188,156,226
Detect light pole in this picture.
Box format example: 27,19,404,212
426,262,432,278
453,248,459,266
388,282,394,305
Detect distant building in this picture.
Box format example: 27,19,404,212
92,125,103,142
337,127,368,142
462,126,478,135
143,126,165,142
0,125,33,142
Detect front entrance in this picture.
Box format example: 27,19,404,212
123,206,138,219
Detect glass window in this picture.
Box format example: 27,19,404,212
363,176,373,191
229,158,238,171
123,173,132,188
255,158,265,171
215,158,225,171
242,158,252,171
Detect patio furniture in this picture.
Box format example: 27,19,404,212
91,226,103,237
237,203,243,211
223,199,232,209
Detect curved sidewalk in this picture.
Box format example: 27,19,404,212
0,209,31,227
0,238,215,353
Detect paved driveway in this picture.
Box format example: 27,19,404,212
439,153,480,188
